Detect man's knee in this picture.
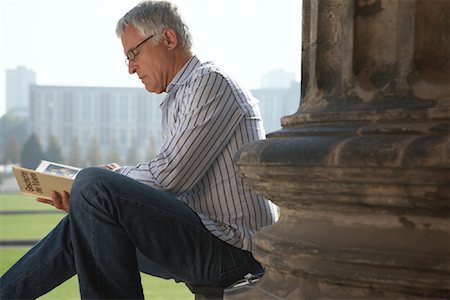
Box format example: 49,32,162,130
72,167,105,191
70,167,114,211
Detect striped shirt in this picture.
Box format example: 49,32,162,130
118,56,277,251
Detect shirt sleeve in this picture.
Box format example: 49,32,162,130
117,71,244,195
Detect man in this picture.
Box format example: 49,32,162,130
0,1,277,299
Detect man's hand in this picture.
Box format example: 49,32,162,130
100,163,121,171
35,163,120,213
37,190,70,213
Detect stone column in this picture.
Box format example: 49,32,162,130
232,0,449,299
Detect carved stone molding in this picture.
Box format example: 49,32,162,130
231,0,450,299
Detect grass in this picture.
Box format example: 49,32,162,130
0,193,193,299
1,249,191,299
1,214,65,240
0,193,53,211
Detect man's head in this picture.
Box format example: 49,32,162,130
116,1,193,93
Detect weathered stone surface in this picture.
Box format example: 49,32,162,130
231,0,450,299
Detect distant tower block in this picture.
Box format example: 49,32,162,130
6,66,36,118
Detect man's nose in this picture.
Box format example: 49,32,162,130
128,61,137,74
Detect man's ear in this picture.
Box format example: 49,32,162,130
163,28,178,50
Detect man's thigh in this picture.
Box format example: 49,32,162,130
72,167,246,286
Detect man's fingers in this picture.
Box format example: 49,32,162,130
100,163,121,171
52,191,64,211
37,198,54,206
61,191,70,212
36,191,69,212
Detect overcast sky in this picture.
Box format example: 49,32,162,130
0,0,302,116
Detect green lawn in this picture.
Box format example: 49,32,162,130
0,193,192,299
1,214,66,240
0,193,53,211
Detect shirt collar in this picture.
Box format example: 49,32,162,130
165,55,200,94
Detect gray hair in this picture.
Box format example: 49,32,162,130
116,0,192,50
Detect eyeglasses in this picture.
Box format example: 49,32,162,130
125,34,155,66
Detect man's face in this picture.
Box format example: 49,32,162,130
121,25,172,94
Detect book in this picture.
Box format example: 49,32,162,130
12,160,81,200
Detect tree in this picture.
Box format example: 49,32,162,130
0,114,28,163
85,136,102,167
21,132,45,169
125,138,139,165
67,137,82,167
107,138,121,165
3,134,21,164
45,134,64,163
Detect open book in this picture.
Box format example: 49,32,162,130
12,160,81,200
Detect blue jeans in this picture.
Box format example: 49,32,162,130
0,167,263,299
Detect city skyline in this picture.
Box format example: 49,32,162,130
4,64,299,122
0,0,302,117
6,65,299,129
0,77,300,169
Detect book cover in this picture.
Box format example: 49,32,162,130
12,161,81,200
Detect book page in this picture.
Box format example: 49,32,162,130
35,160,81,179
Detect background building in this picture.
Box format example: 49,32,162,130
6,66,36,118
30,85,163,166
254,83,300,133
2,67,299,168
28,82,299,165
261,68,296,89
